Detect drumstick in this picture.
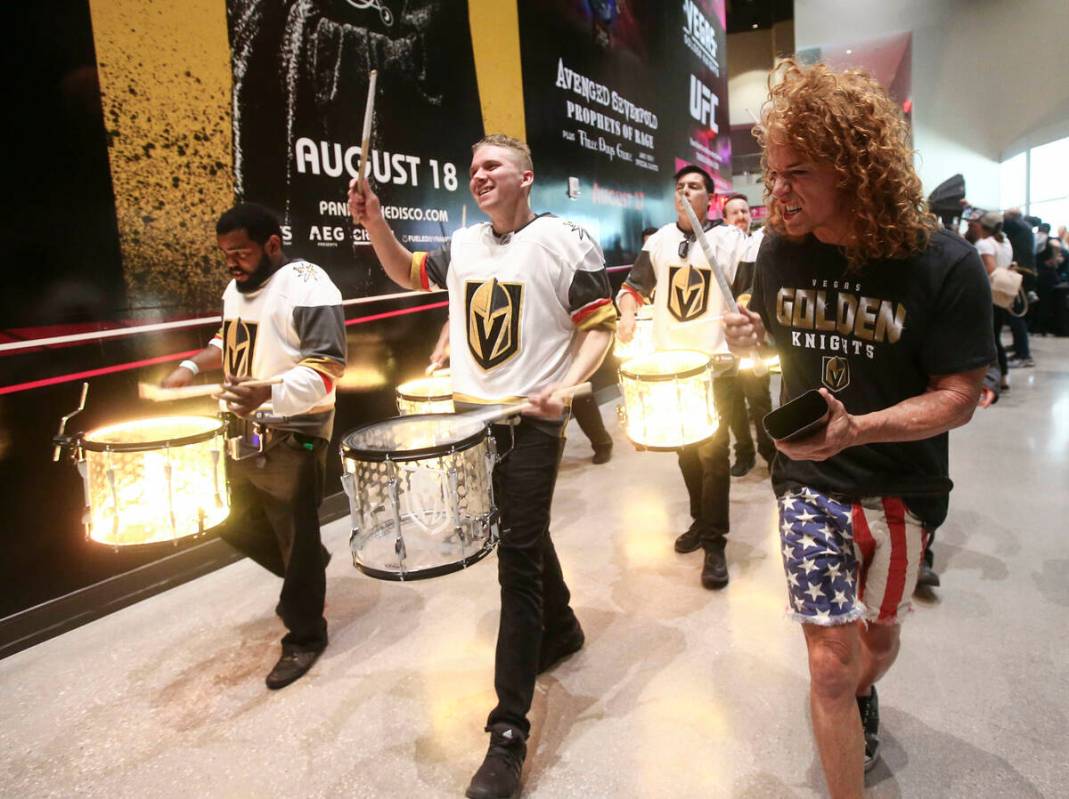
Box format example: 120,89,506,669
139,377,282,402
462,382,592,426
357,69,378,191
680,192,768,377
424,364,451,377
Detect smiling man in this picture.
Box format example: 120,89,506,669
724,61,994,795
349,134,615,799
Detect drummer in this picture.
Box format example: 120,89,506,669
162,202,346,690
349,134,615,799
617,166,749,589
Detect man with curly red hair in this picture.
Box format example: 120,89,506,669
725,60,995,795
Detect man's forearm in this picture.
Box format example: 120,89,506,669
560,328,613,387
364,217,417,289
191,346,223,373
853,370,985,445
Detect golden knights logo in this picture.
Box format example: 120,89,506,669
465,278,523,370
223,318,257,378
667,265,711,322
822,355,850,392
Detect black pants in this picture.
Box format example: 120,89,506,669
993,306,1009,376
486,419,574,736
222,433,329,652
1006,309,1031,359
570,393,612,450
676,376,732,549
726,372,775,463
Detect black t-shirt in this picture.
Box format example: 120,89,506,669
751,230,996,526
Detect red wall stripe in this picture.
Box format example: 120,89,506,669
0,300,450,396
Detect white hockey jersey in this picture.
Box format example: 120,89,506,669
618,221,747,355
210,259,346,436
411,214,616,404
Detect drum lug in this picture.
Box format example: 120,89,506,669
446,463,465,544
164,446,178,540
76,457,91,540
339,471,362,537
385,461,407,580
105,450,120,541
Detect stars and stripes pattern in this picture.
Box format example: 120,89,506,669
779,488,927,626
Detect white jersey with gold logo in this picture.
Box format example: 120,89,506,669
411,214,616,403
209,259,346,428
618,221,746,355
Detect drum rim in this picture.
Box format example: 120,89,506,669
396,389,454,403
340,413,487,462
81,416,226,453
395,376,454,403
619,349,712,382
352,528,498,581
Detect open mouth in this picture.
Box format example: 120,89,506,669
783,205,801,220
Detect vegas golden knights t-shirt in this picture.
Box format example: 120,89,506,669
750,230,996,525
410,214,616,404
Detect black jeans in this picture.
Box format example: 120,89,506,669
570,393,612,450
726,372,775,463
676,376,732,549
223,433,329,652
486,419,574,736
992,306,1009,376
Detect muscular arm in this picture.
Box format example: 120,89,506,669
778,367,987,461
348,178,417,289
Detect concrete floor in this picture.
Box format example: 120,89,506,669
3,337,1067,798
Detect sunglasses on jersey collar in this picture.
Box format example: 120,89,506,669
678,238,694,260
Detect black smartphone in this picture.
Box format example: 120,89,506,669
763,389,831,442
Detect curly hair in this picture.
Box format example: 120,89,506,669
755,59,936,268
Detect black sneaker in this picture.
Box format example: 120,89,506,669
857,686,880,772
591,444,613,465
675,522,704,553
915,562,940,589
701,545,729,590
265,645,324,690
465,723,527,799
730,454,755,477
539,620,585,674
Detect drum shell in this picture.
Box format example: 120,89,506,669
80,416,229,546
618,351,718,450
340,421,498,580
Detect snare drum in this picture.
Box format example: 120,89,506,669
614,305,655,361
395,375,454,415
77,415,229,546
340,414,498,580
618,350,717,450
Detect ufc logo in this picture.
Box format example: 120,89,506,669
689,75,719,135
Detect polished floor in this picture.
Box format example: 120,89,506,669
3,338,1067,798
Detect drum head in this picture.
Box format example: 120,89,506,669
341,414,486,462
396,376,453,402
620,349,711,381
82,415,224,452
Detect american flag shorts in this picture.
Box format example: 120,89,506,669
778,487,927,626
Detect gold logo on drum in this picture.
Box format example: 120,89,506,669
223,318,257,378
466,278,523,370
822,355,850,392
667,265,711,322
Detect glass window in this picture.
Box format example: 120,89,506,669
1029,136,1069,204
1029,198,1069,232
1000,152,1027,210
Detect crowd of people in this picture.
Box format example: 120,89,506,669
154,55,1062,799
